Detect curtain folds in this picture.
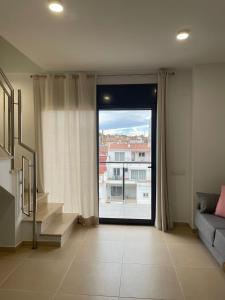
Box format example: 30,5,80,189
33,74,98,223
33,77,46,194
155,70,173,231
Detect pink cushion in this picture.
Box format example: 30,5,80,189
215,186,225,218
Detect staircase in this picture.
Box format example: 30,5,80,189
22,193,79,246
0,68,79,249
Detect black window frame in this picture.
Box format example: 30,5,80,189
97,83,157,226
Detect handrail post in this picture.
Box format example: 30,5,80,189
0,68,14,162
32,152,37,249
18,89,38,249
18,90,22,141
11,89,15,170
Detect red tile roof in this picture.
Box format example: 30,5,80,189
109,143,150,151
99,163,106,174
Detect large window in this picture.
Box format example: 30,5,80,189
131,170,146,181
115,152,125,161
113,168,121,179
111,186,122,197
97,83,157,225
139,152,145,157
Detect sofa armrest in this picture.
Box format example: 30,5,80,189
196,192,220,214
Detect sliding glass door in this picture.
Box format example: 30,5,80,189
97,84,156,225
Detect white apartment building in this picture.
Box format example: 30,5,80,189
99,143,151,205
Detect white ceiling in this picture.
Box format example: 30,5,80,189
1,0,225,72
0,36,42,73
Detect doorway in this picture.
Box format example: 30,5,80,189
97,84,157,225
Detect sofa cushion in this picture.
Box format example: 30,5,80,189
215,185,225,218
195,210,225,244
196,192,219,213
214,229,225,259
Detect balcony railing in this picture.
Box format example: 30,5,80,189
99,161,151,203
108,175,122,180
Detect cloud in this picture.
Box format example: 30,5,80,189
99,110,151,131
103,126,149,137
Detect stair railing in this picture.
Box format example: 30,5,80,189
0,67,37,249
0,68,15,167
18,89,37,249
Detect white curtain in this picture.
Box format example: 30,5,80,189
155,70,173,231
33,74,98,222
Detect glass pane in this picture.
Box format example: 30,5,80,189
99,110,152,220
124,163,151,219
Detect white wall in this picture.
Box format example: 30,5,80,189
191,63,225,226
167,70,193,224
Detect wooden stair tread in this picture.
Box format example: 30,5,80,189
23,202,63,223
40,213,79,236
37,193,48,202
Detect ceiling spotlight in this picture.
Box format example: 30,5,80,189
103,95,111,102
176,30,190,41
48,0,64,13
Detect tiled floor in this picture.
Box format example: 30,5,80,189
0,225,225,300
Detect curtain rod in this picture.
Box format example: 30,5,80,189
98,72,175,77
30,74,94,78
31,71,175,79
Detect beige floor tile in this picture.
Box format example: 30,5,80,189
124,226,165,244
1,259,68,293
60,260,121,296
120,263,184,299
86,225,126,242
0,260,22,286
176,266,225,300
27,236,82,262
119,299,159,300
0,247,33,260
0,289,52,300
168,242,218,268
123,241,172,265
69,225,89,241
76,240,123,263
55,293,118,300
163,227,198,244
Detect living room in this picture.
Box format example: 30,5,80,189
0,1,225,299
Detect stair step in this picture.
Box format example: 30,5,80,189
23,202,63,223
41,213,79,236
37,192,48,204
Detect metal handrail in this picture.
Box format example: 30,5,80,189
0,69,37,248
0,68,14,168
18,89,37,249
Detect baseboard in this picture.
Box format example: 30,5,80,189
0,241,23,251
22,241,60,247
173,222,198,234
174,222,189,227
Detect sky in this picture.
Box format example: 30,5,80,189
99,110,151,137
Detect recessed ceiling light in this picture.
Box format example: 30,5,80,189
103,95,111,102
176,30,190,41
48,0,64,13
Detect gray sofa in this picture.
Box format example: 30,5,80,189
195,192,225,268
